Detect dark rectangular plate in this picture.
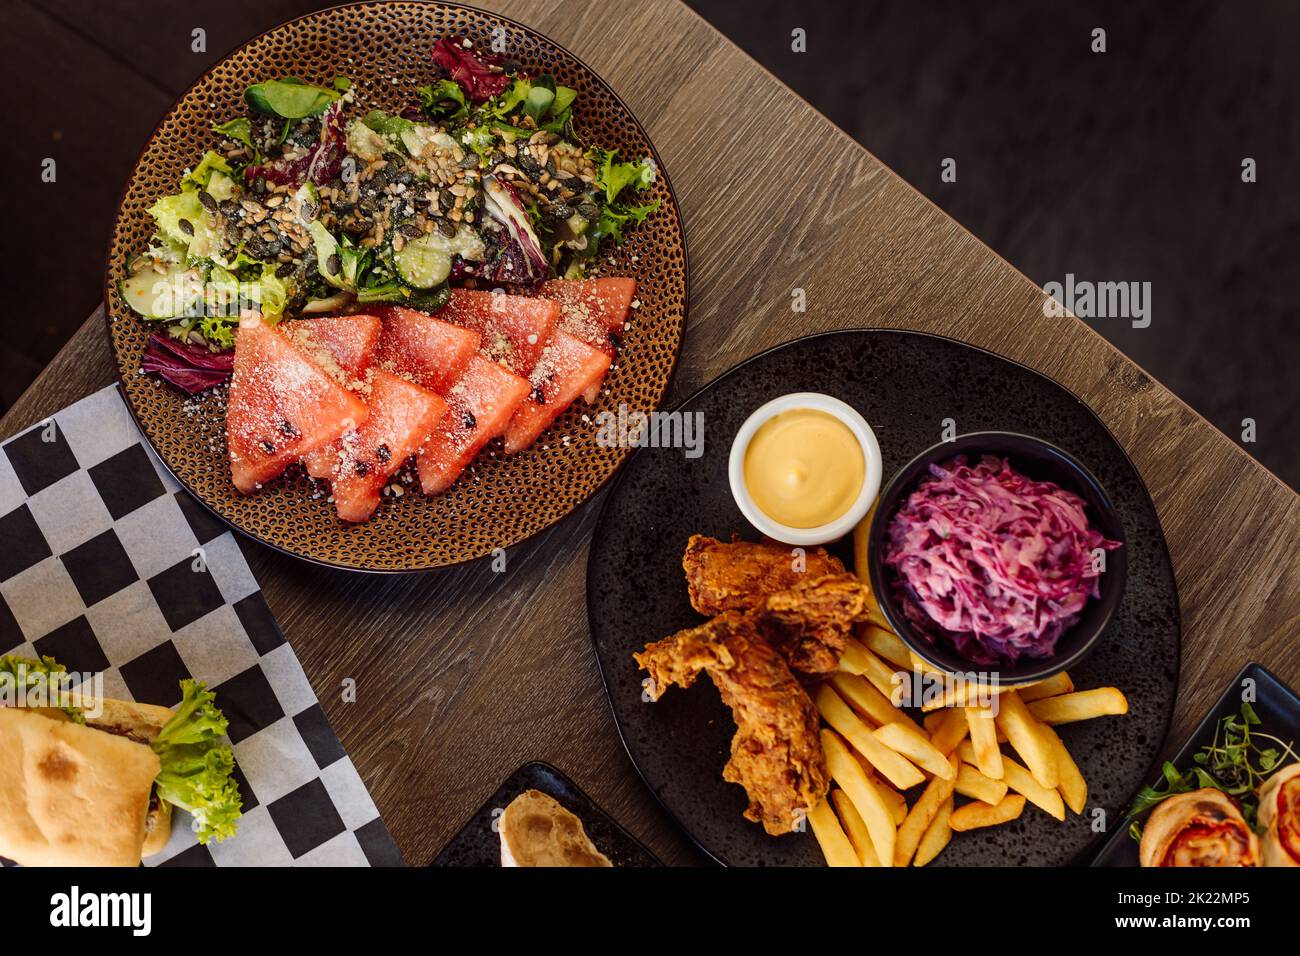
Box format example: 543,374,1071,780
1091,661,1300,866
429,761,661,867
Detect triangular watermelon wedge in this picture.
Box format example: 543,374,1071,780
439,288,559,375
282,314,382,378
539,278,636,356
373,306,480,393
417,354,531,494
503,330,611,454
226,316,369,494
314,369,449,522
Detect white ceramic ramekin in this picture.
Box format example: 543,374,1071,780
727,392,882,546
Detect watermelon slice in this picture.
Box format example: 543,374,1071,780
417,354,531,494
439,288,559,375
539,278,636,356
373,306,481,393
503,330,612,454
226,316,369,494
311,369,448,522
282,314,382,379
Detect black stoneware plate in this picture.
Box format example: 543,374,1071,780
1092,662,1300,867
587,329,1181,867
429,762,660,867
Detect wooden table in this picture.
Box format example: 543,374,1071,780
4,0,1297,866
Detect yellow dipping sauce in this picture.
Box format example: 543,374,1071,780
743,408,864,528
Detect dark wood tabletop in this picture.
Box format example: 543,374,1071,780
4,0,1297,866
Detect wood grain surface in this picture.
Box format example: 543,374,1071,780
3,0,1297,866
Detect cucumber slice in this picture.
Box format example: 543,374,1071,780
119,260,202,320
393,233,453,289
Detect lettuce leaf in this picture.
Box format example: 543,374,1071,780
418,79,468,122
152,680,242,844
0,655,84,723
590,197,661,247
589,147,656,204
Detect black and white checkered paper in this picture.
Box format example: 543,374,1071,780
0,385,402,866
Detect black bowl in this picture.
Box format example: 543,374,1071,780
866,431,1127,685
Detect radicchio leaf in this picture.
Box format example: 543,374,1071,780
141,333,234,394
431,37,511,104
243,102,346,189
481,175,547,286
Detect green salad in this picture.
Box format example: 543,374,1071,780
123,36,659,353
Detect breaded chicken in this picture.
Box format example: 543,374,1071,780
683,534,845,616
635,613,828,835
760,573,870,675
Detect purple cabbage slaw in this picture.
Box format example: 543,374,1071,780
883,455,1121,665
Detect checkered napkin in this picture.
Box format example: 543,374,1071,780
0,385,402,867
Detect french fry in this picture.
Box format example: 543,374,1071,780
831,789,881,866
852,750,907,824
873,721,954,779
838,637,874,677
921,679,999,712
949,794,1026,831
860,624,912,670
954,763,1009,805
1040,723,1087,814
908,652,943,675
851,502,876,584
1027,688,1129,725
844,645,906,702
1017,671,1074,703
815,685,926,790
929,707,970,756
830,672,924,735
923,712,945,736
964,706,1004,780
913,795,953,867
808,796,860,867
1000,756,1066,821
894,754,959,865
821,729,896,867
994,691,1058,788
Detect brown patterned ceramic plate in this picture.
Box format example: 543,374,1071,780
104,1,687,572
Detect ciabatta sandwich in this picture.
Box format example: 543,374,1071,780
0,656,240,867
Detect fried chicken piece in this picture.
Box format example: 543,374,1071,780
683,534,845,616
635,613,829,835
759,573,870,675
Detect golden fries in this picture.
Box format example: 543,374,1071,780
1000,756,1066,821
815,685,926,790
964,706,1004,780
831,789,881,866
808,796,860,867
950,794,1026,831
860,624,912,670
894,754,959,865
808,610,1124,867
873,721,954,780
913,795,953,867
994,691,1058,788
1017,671,1074,702
928,707,970,756
1040,723,1087,814
954,763,1009,805
1027,688,1129,725
822,729,896,866
831,672,924,735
